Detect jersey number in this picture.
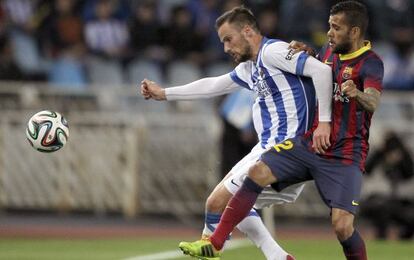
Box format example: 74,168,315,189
273,140,294,152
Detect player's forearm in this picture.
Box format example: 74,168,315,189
165,74,238,101
355,88,380,113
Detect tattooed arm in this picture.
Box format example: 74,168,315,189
341,80,381,113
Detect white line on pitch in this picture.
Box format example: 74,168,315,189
122,239,251,260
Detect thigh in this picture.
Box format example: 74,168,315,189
255,138,314,208
224,143,264,194
312,160,363,215
224,140,310,208
260,137,314,187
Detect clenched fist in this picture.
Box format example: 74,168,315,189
341,80,359,98
140,79,166,101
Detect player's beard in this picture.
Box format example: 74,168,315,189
333,37,352,54
233,38,252,63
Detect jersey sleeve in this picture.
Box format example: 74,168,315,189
229,62,252,90
261,41,309,76
165,74,240,100
361,55,384,92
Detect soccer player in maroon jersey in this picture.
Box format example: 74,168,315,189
179,1,383,260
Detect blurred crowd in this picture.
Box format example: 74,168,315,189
362,131,414,240
0,0,413,89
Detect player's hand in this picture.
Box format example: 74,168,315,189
312,122,331,154
140,79,166,101
341,80,359,98
288,40,316,56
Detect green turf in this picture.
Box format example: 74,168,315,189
0,237,412,260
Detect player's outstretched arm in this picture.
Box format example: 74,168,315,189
140,74,240,101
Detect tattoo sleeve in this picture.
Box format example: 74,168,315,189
356,87,381,113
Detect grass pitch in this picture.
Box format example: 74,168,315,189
0,237,413,260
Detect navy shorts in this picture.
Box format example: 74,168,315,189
261,137,362,215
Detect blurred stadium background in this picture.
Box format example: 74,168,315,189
0,0,413,259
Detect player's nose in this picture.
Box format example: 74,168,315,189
327,28,334,38
224,43,230,53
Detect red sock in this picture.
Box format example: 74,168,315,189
340,230,367,260
210,177,263,250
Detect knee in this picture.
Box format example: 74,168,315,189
205,188,232,213
332,214,354,240
205,194,226,213
247,161,276,187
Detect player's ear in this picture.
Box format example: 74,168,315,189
242,25,252,37
350,26,361,40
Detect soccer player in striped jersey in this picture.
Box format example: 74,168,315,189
180,2,383,260
141,6,332,260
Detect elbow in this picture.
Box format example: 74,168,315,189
312,64,332,87
369,98,381,113
323,65,333,92
323,66,333,81
364,102,378,113
367,104,377,113
322,63,331,74
365,107,374,113
319,64,333,85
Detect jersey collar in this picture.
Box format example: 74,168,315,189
339,41,371,61
255,37,269,64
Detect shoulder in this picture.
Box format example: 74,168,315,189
361,51,384,75
260,40,292,65
317,43,333,62
231,61,253,82
318,43,330,55
234,61,253,72
262,40,289,54
364,51,384,65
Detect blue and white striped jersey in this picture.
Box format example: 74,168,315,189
230,37,317,149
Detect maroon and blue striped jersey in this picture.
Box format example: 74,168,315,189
308,41,384,171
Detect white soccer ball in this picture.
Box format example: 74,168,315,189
26,110,69,152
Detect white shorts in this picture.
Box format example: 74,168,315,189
224,143,305,209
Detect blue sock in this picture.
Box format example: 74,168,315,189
204,212,232,240
205,212,221,234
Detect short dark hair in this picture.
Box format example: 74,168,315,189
215,6,259,32
330,1,368,36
